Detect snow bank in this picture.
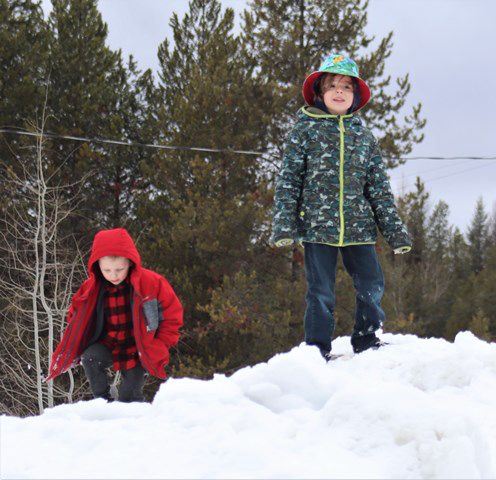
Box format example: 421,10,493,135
2,332,496,479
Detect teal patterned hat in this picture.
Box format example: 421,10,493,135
302,53,371,111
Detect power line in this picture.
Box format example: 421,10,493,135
1,127,496,161
400,156,496,160
393,159,496,191
394,159,468,180
0,128,264,157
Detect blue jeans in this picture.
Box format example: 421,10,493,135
303,242,385,352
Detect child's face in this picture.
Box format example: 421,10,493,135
320,74,354,115
98,256,131,285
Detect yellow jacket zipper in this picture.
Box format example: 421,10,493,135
338,116,346,246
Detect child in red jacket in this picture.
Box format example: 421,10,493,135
47,228,183,402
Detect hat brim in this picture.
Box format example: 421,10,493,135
302,71,371,111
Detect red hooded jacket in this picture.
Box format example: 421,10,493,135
46,228,183,381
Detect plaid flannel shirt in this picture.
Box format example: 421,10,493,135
99,278,139,371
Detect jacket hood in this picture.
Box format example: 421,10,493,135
87,228,142,274
298,106,363,126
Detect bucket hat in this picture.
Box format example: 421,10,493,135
302,53,371,111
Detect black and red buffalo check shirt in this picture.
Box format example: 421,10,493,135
99,278,139,371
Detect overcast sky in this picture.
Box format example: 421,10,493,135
40,0,496,232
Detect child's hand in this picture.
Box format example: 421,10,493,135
275,238,294,247
394,246,411,254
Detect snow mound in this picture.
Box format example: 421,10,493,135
2,332,496,479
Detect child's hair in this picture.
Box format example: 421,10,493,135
100,255,126,261
93,256,134,278
313,73,362,113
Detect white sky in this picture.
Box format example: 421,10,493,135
40,0,496,232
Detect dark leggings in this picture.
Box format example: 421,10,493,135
81,343,146,402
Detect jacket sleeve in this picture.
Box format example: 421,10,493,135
46,291,80,381
364,138,412,250
271,125,306,244
156,278,183,349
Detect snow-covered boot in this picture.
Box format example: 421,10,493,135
351,333,387,354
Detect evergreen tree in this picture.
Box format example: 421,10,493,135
0,0,49,205
442,226,472,339
427,200,451,261
391,179,430,333
488,204,496,247
467,197,488,274
137,0,273,376
403,177,429,265
46,0,151,233
0,0,49,132
449,227,470,281
469,309,491,342
422,200,453,336
445,274,476,340
475,243,496,339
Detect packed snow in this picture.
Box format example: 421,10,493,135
2,331,496,479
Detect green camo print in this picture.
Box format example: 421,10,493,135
271,106,412,249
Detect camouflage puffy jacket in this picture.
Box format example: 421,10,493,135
271,106,412,250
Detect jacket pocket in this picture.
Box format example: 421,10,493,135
142,298,163,332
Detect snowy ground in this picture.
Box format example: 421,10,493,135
2,332,496,479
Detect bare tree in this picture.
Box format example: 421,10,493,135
0,104,89,416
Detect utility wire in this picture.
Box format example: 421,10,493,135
2,127,496,162
393,159,496,191
394,159,468,180
0,128,265,157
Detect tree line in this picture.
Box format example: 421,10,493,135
1,0,491,416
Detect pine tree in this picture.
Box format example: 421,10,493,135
0,0,49,131
469,309,491,342
446,237,495,342
475,243,496,339
0,0,50,200
443,227,473,339
137,0,273,375
46,0,151,232
391,179,431,334
403,177,429,265
445,275,476,340
422,200,453,336
427,200,451,261
488,204,496,247
449,227,470,281
467,197,488,274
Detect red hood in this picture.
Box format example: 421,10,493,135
87,228,141,274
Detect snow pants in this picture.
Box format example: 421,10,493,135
81,343,146,402
303,242,385,352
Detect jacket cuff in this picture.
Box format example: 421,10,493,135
387,232,412,250
275,238,293,247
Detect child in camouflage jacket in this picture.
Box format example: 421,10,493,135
271,53,412,357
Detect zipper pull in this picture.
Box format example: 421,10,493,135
339,116,346,133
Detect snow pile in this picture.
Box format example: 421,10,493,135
2,332,496,479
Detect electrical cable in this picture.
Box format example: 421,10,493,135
1,127,496,162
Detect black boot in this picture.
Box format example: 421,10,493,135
98,386,114,402
307,342,333,361
351,333,387,354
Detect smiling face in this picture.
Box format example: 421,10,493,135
319,74,355,115
98,256,131,285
